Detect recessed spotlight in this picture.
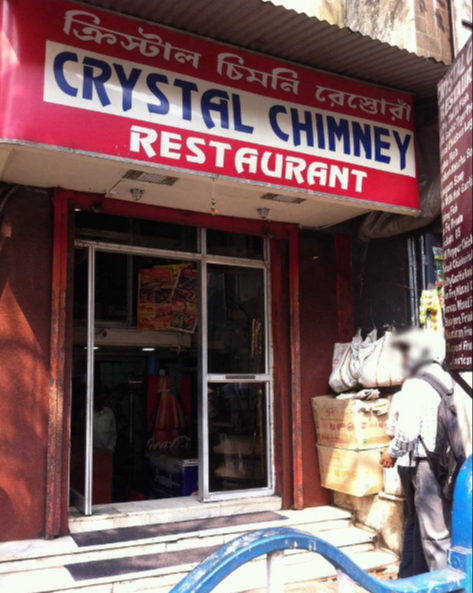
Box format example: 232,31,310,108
142,347,156,352
75,208,81,212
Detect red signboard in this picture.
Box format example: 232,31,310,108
0,0,419,212
438,37,473,371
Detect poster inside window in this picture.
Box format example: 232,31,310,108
138,264,198,333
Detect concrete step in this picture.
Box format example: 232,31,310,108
101,549,398,593
68,496,284,534
0,504,398,593
0,507,353,572
0,541,397,593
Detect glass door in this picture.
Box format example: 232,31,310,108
69,215,273,514
71,247,200,515
199,235,273,500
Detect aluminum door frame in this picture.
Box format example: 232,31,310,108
72,234,274,513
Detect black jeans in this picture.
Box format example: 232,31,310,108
398,466,429,578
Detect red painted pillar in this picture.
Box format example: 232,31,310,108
289,230,303,510
270,239,292,509
45,193,70,539
335,235,355,343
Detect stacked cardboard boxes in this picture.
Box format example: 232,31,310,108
312,396,391,497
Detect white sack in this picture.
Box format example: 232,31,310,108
359,331,405,389
332,343,350,370
329,331,366,394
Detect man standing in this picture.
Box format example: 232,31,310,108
380,329,452,572
386,389,428,577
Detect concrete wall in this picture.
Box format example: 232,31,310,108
346,0,417,53
345,0,453,62
0,187,53,542
264,0,453,62
414,0,453,62
262,0,346,25
334,491,407,555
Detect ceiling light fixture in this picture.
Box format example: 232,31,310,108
257,207,271,221
130,188,145,201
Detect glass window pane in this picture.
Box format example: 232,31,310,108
208,383,268,493
76,212,130,244
208,265,266,375
131,219,198,253
207,229,264,260
73,248,89,322
75,211,198,253
95,252,129,323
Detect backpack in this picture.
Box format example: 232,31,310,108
417,372,466,502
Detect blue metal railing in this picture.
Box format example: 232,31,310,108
170,457,472,593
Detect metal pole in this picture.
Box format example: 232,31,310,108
407,239,416,327
412,239,420,326
198,229,210,502
267,551,285,593
420,236,427,291
85,245,96,516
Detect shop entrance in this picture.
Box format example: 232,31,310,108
69,211,273,516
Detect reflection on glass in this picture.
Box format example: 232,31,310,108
207,229,264,260
208,266,266,375
208,383,268,492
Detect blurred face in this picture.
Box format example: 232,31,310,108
394,329,446,377
399,342,432,376
399,345,416,376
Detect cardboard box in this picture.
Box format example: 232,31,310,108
312,396,391,450
317,445,385,497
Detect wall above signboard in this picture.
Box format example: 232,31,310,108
0,0,420,214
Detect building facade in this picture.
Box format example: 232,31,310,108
0,0,460,545
264,0,454,62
